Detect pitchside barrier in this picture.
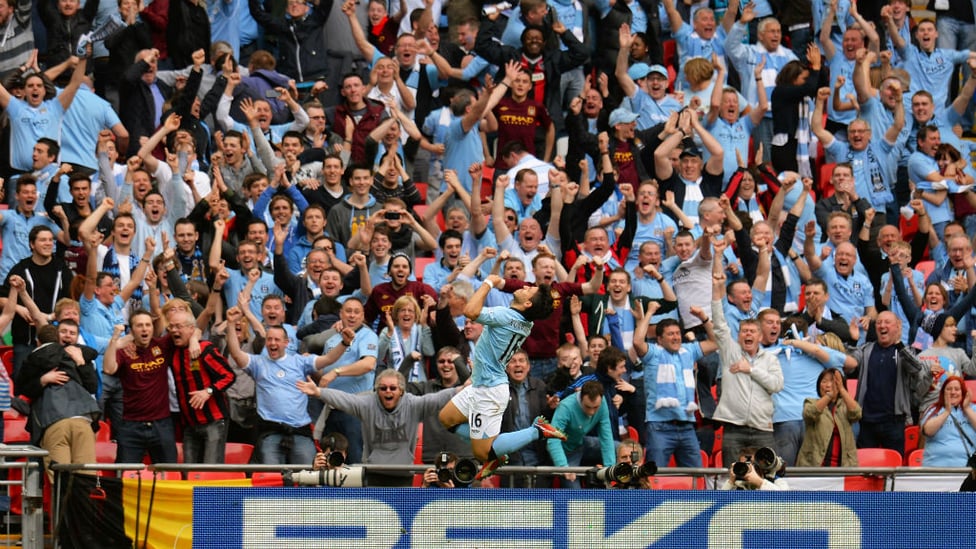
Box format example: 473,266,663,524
35,462,976,549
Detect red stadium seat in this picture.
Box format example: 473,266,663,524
904,426,920,464
414,181,428,202
713,450,723,468
650,476,696,490
96,420,112,443
4,415,30,443
846,448,902,491
251,472,284,486
95,442,117,464
122,469,181,480
907,449,924,467
224,443,254,464
415,257,435,283
914,260,935,282
818,162,836,199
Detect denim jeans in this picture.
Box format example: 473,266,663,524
857,417,905,453
182,420,228,464
720,423,776,467
645,421,702,467
257,432,317,465
773,420,805,466
115,418,178,464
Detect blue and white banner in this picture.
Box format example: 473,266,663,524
194,488,976,548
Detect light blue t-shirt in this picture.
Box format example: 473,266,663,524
922,404,976,467
443,117,484,193
472,306,533,387
0,211,61,280
321,327,379,394
770,343,837,423
222,269,283,321
6,98,66,172
245,352,317,428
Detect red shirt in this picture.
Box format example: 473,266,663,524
613,141,639,187
493,96,552,169
115,337,171,422
167,340,236,426
365,280,438,329
502,279,583,359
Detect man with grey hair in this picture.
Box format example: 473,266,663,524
430,279,475,360
298,369,457,486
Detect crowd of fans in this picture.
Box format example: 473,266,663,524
1,0,976,489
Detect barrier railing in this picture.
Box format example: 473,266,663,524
0,445,48,549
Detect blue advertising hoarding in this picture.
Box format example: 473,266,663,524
193,487,976,548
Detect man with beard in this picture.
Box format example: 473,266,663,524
501,253,604,380
363,252,437,329
298,369,454,486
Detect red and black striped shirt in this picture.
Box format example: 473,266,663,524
166,340,236,426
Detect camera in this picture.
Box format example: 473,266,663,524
590,452,657,488
753,447,785,480
384,211,402,221
321,449,345,468
265,88,282,99
434,452,478,486
284,466,365,487
732,461,751,482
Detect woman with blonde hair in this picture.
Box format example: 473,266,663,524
378,295,434,382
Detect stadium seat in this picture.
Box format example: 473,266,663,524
713,450,723,468
846,379,858,397
712,426,723,456
846,448,902,491
186,471,247,480
415,257,435,283
414,204,429,221
625,425,640,442
650,476,696,490
4,415,30,443
413,422,424,487
904,426,920,464
414,181,428,202
96,420,112,443
967,380,976,397
914,260,935,282
251,472,284,486
907,449,924,467
95,442,118,463
819,162,836,199
122,469,181,481
1,348,12,380
224,443,255,464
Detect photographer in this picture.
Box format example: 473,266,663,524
418,451,483,489
719,448,790,491
614,439,652,490
312,433,349,471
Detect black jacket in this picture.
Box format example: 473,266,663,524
248,0,334,82
474,17,588,132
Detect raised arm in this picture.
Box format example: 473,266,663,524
615,24,638,98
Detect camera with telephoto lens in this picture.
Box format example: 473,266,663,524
753,447,784,480
435,452,478,486
284,466,365,487
590,452,657,488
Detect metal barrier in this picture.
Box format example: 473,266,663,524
0,445,48,549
